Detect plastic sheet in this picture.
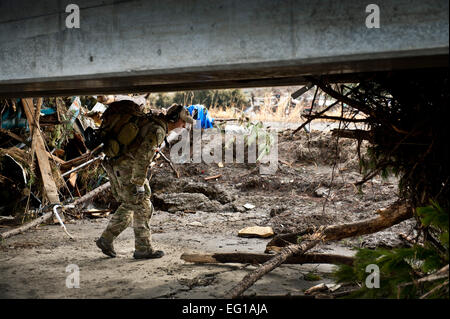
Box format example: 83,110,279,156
186,104,214,129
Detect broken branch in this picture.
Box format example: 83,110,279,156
227,241,321,299
71,181,111,208
204,174,222,181
266,202,412,251
0,211,53,240
331,129,374,142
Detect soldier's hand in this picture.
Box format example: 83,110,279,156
134,185,146,200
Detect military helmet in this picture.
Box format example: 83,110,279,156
165,103,194,124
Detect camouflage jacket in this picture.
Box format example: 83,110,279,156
111,116,168,186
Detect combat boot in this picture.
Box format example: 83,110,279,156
96,237,117,258
133,250,164,259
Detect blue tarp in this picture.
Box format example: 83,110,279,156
1,104,28,130
186,104,214,129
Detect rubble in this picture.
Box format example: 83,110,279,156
152,193,235,213
0,96,109,223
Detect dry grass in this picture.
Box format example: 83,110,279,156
208,92,346,123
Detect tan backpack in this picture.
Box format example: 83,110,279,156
100,101,146,159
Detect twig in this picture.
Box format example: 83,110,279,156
204,174,222,181
303,115,368,123
397,264,449,298
292,100,339,135
419,280,448,299
313,78,377,119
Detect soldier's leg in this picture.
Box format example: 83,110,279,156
97,162,133,257
100,203,133,242
100,162,133,242
132,196,153,252
132,181,164,259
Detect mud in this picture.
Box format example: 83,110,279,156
0,127,414,298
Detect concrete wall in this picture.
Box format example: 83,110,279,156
0,0,448,97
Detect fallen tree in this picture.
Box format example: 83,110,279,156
266,203,413,251
0,211,53,240
226,202,413,298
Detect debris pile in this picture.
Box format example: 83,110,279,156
0,96,118,226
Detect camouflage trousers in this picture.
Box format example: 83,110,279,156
100,159,155,253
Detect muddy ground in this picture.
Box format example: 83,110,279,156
0,125,415,298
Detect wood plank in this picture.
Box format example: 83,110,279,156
22,98,60,205
181,252,354,266
68,168,77,188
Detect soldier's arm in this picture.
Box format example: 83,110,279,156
130,125,166,186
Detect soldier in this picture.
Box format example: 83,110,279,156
96,102,193,259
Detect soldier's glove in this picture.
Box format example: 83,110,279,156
134,185,146,200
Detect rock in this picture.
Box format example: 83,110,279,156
232,204,246,213
152,192,224,213
238,226,274,238
187,221,204,227
243,203,255,210
314,187,329,197
270,206,286,217
182,182,236,204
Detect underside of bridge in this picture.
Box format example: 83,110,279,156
0,0,448,98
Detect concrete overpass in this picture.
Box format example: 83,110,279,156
0,0,448,98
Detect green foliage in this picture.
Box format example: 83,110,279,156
417,201,449,248
303,272,322,281
334,202,449,298
49,111,75,149
150,93,174,109
224,119,275,163
329,70,449,298
356,70,449,212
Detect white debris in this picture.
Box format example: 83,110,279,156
326,283,342,292
243,203,255,210
314,187,329,197
188,221,204,227
90,102,107,113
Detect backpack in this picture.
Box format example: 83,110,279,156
99,101,146,159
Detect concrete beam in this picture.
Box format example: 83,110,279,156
0,0,448,97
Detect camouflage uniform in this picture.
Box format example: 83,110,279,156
99,117,167,254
